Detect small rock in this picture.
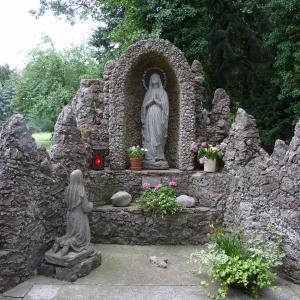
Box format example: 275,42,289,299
149,256,168,269
111,191,132,207
176,195,196,208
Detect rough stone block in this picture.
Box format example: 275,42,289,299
41,250,101,282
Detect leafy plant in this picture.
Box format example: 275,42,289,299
191,225,284,299
127,145,147,158
11,37,100,131
138,181,182,218
0,79,14,126
191,142,226,165
36,0,300,152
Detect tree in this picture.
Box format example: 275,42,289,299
0,80,14,125
11,37,100,131
34,0,300,150
0,64,14,84
264,0,300,144
0,65,15,126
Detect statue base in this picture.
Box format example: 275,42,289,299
41,247,101,282
45,246,95,267
143,159,169,170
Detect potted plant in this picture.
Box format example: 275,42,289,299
198,142,226,172
190,225,284,299
128,145,147,171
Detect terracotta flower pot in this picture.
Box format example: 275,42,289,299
130,157,143,171
204,158,217,172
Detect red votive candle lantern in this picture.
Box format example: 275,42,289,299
92,145,108,170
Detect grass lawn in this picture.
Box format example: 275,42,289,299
32,132,53,151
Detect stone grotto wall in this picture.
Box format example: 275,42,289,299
1,38,299,291
50,105,90,179
0,115,65,292
91,205,219,245
86,169,230,210
72,79,109,149
196,88,231,144
58,39,223,168
191,60,206,139
223,108,300,283
88,169,231,245
108,39,196,170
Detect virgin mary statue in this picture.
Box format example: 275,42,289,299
141,73,169,169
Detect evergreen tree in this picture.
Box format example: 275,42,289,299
0,81,14,126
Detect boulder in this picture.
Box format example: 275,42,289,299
111,191,132,207
176,195,196,208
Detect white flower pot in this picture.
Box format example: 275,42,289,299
204,159,217,172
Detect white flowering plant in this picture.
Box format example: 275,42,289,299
190,225,284,299
190,142,226,164
127,145,147,158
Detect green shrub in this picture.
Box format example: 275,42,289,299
191,226,284,299
137,181,182,218
127,145,147,158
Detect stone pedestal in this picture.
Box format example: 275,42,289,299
41,248,101,282
143,160,169,170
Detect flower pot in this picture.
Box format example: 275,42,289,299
204,159,217,172
130,157,143,171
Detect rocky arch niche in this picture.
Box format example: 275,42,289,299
125,53,179,168
109,39,196,170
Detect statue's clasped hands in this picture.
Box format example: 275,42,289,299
147,97,162,109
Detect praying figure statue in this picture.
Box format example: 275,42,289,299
141,73,169,169
52,169,93,257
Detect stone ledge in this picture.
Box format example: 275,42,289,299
89,168,228,176
90,205,218,245
93,204,214,213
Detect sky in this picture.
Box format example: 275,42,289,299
0,0,96,70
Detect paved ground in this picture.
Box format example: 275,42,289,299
1,244,300,300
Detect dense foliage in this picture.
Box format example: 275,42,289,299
31,1,300,150
0,64,13,84
138,181,182,217
0,81,14,126
11,37,100,131
0,65,15,126
191,226,284,299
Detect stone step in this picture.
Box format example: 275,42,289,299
90,205,217,245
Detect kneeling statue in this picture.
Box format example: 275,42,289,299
44,169,101,281
52,169,93,257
